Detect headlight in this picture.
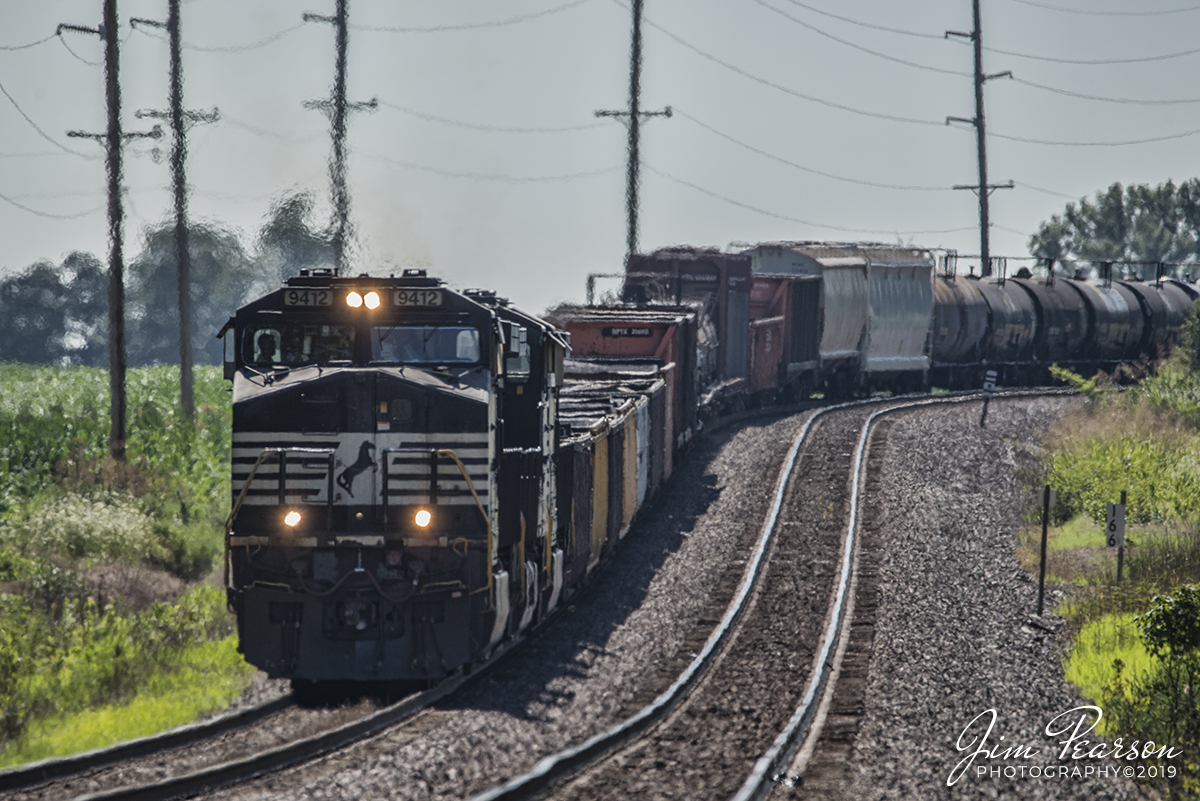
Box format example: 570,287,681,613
364,291,381,310
414,509,432,528
346,291,363,308
284,510,302,527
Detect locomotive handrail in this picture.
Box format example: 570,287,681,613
380,446,495,609
224,446,337,590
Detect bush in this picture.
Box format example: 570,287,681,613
1101,586,1200,797
0,364,245,760
0,364,231,578
7,491,161,563
1044,401,1200,525
0,584,235,748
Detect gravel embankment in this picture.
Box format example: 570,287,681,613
832,396,1140,801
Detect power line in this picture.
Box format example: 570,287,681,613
1013,180,1081,200
0,188,103,219
645,164,976,235
0,151,76,159
761,1,1200,112
1012,76,1200,105
0,78,97,159
131,21,305,52
352,0,594,33
989,125,1200,146
1004,0,1200,16
58,32,100,65
363,151,621,183
0,33,56,51
751,0,971,78
770,0,943,40
994,224,1030,236
976,39,1200,65
378,100,606,133
624,2,943,127
220,114,326,143
674,108,950,191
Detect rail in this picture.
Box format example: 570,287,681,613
732,388,1070,800
469,389,1068,801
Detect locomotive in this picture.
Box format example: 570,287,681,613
222,242,1197,686
221,269,568,682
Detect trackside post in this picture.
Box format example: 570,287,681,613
979,369,997,428
1037,485,1054,616
1107,490,1127,583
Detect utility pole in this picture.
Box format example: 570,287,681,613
947,0,1011,278
131,2,219,422
61,1,162,460
596,0,670,257
304,0,376,275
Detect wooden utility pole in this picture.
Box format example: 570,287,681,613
132,2,219,422
304,0,376,275
63,2,163,459
168,0,193,420
947,0,1011,278
103,0,126,459
596,0,670,257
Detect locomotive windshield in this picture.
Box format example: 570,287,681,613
371,325,480,365
245,322,355,366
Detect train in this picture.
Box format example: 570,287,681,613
220,241,1197,686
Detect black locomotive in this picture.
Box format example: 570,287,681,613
221,269,567,682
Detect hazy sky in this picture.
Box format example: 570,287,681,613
3,0,1199,314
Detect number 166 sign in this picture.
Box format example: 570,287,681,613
1106,503,1126,548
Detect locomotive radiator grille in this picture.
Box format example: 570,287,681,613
231,431,490,507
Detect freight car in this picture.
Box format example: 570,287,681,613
568,243,1197,405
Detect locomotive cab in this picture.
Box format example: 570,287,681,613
222,269,566,683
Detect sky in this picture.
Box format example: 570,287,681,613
2,0,1199,315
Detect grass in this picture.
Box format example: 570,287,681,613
1062,612,1156,728
0,635,253,767
0,364,250,766
1016,516,1116,585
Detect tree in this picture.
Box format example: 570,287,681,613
126,222,265,367
0,253,110,366
60,252,109,367
0,261,69,364
1029,179,1200,274
256,191,337,281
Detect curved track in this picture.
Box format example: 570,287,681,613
471,392,1059,801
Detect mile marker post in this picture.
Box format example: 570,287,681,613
1037,484,1054,616
1107,490,1127,583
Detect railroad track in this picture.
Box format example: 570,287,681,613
1,678,474,801
3,392,1054,801
468,392,1046,801
0,695,293,797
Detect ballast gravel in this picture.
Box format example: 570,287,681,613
834,396,1140,801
